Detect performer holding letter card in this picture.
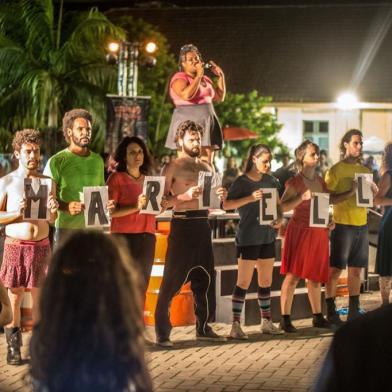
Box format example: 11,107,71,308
107,136,166,296
0,129,58,365
280,140,333,332
324,129,377,326
223,144,283,339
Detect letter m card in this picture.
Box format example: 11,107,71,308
24,178,51,220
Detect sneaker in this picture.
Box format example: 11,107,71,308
261,318,284,335
229,321,248,340
156,339,173,348
196,328,227,342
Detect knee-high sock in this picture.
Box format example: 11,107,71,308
258,286,271,320
232,285,247,322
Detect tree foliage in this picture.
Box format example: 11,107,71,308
110,15,177,156
215,90,287,160
0,0,124,153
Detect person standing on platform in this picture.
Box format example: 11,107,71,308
325,129,374,326
107,136,161,296
223,144,283,339
280,140,333,332
165,44,225,167
0,129,58,365
374,143,392,305
155,120,227,347
44,109,115,245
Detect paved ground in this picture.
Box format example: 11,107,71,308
0,292,381,392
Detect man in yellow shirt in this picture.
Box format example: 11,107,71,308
325,129,373,326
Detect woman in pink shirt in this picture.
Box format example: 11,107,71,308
107,136,156,295
165,44,226,165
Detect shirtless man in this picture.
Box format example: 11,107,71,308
155,120,227,347
0,129,58,365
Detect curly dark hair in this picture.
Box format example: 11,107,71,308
174,120,204,149
244,144,271,173
62,109,93,143
12,129,41,152
113,136,152,175
295,140,320,171
178,43,203,71
339,129,363,160
30,231,152,392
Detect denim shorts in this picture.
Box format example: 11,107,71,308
236,241,276,260
330,223,369,269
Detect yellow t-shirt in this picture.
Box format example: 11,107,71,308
325,161,371,226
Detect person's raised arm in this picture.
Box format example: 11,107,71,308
374,173,392,206
209,61,226,102
171,66,204,101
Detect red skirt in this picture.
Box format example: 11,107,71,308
0,237,50,288
281,221,329,283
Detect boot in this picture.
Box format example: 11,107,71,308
5,327,22,365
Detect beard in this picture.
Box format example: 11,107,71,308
71,134,90,148
183,144,200,158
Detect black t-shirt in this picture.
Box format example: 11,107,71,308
227,173,280,246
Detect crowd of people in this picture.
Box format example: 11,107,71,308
0,43,390,391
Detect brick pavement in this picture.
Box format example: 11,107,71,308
0,292,381,392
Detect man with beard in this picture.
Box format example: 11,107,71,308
44,109,114,244
155,120,227,347
0,129,58,365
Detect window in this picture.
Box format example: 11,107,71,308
303,121,329,152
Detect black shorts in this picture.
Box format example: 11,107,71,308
236,241,276,260
330,223,369,269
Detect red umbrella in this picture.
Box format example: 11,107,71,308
223,127,258,141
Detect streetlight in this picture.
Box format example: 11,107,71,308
336,91,359,110
107,40,158,97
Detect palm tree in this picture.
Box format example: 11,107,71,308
0,0,125,153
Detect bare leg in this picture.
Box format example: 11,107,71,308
347,267,362,296
379,276,392,306
255,258,274,288
306,280,321,313
30,287,41,325
325,267,342,299
236,258,257,289
6,287,24,328
200,147,214,168
280,273,300,315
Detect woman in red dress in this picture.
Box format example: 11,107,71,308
280,140,333,332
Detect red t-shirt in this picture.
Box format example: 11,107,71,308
106,172,155,234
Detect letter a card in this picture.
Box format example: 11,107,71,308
140,176,165,215
83,186,110,227
198,172,222,210
259,188,277,225
310,193,330,228
355,173,373,208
